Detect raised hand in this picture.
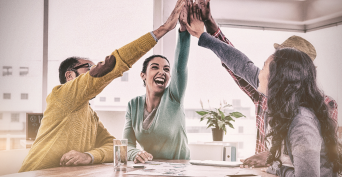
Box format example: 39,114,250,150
197,0,211,21
163,0,186,31
183,1,204,38
153,0,185,40
197,0,218,34
179,0,190,32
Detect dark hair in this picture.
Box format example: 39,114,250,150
265,47,342,174
58,56,81,84
141,55,169,86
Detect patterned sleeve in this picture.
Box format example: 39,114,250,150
209,28,268,153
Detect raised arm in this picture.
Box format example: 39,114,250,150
52,32,157,115
52,0,186,115
168,30,191,103
198,33,260,89
185,0,260,92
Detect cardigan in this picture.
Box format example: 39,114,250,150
123,31,190,161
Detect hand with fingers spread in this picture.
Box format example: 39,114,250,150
179,0,190,32
197,0,211,21
183,1,204,38
196,0,218,34
153,0,185,40
134,151,153,164
241,151,269,168
60,150,92,166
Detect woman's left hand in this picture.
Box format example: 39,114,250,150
183,1,204,38
134,150,153,164
179,0,190,32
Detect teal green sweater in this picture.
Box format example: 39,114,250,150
123,31,190,160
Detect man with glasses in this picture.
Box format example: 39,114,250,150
19,0,185,172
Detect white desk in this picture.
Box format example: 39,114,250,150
188,141,238,161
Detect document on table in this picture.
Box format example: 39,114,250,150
125,161,261,176
125,161,188,176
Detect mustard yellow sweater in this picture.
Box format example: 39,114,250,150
19,33,156,172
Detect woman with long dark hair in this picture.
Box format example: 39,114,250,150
264,48,342,176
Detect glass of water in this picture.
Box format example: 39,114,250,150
113,139,128,171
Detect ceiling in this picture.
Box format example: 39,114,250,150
157,0,342,32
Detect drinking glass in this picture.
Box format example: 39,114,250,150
113,139,128,171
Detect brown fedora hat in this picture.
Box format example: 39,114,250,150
274,35,316,61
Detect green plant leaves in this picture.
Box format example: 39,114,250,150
218,109,225,120
230,112,246,118
207,123,215,129
196,101,245,133
222,126,227,135
196,111,208,116
224,116,235,122
227,122,234,129
217,120,225,129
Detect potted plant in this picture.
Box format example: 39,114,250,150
196,100,245,141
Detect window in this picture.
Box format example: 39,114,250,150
3,66,12,76
21,93,28,100
121,72,128,81
11,113,20,122
19,67,29,76
100,97,106,102
3,93,11,99
114,97,120,102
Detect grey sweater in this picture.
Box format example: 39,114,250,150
198,32,336,177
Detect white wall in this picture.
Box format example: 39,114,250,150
96,111,126,139
47,0,154,106
0,0,43,113
305,25,342,125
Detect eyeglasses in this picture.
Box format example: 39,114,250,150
72,63,92,71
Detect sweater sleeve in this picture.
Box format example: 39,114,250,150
278,112,322,177
198,32,260,89
86,121,115,164
52,33,157,116
168,30,191,103
123,102,141,161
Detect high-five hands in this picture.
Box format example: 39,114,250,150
197,0,211,21
134,150,153,164
182,0,205,38
179,0,190,32
153,0,185,40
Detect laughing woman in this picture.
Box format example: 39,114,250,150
123,9,191,163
